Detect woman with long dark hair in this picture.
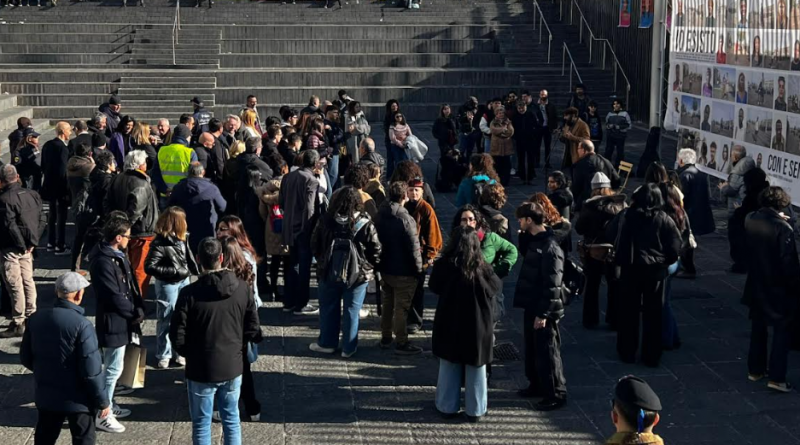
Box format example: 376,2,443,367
429,226,501,422
607,184,682,367
384,99,401,177
546,171,573,220
216,215,263,307
144,206,198,369
388,112,413,180
109,115,135,169
451,205,518,281
217,236,262,422
432,104,458,152
310,186,381,358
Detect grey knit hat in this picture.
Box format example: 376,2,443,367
591,172,611,190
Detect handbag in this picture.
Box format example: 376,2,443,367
561,257,585,306
403,135,428,162
577,240,615,264
119,344,147,389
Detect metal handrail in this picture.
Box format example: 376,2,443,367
532,0,554,63
568,0,631,108
172,0,181,65
562,43,583,94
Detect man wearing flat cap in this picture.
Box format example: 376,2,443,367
21,272,111,444
606,375,664,445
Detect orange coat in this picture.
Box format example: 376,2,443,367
405,199,443,266
561,118,590,168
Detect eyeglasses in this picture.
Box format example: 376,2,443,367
461,217,476,222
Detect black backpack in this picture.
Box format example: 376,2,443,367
472,179,489,204
320,217,369,288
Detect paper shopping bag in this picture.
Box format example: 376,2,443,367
119,344,147,389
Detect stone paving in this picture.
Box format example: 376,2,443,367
0,124,798,445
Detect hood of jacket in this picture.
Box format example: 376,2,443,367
731,156,756,176
584,193,627,209
480,204,503,219
98,103,120,119
360,151,384,166
66,156,95,178
470,174,496,185
196,270,241,300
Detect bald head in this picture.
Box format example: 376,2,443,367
56,121,72,141
199,132,215,149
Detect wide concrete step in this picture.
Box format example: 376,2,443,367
219,24,505,39
211,86,524,104
0,43,131,54
131,43,222,50
0,33,134,43
0,119,50,153
120,76,217,85
0,105,36,133
130,58,220,66
116,87,217,95
215,39,499,54
1,83,118,95
118,83,216,91
218,53,505,68
0,95,19,113
0,54,131,64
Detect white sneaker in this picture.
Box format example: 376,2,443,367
250,413,261,422
309,342,335,354
341,348,357,358
96,413,126,433
156,358,170,369
359,308,369,319
112,405,131,419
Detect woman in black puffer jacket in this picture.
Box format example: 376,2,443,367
144,206,198,369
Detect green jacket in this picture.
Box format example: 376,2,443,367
481,231,518,278
605,432,665,445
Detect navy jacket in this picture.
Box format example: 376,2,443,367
89,242,144,348
21,299,109,413
168,177,227,253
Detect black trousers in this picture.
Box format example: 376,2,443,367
582,258,621,329
70,213,96,271
604,135,626,166
749,313,792,383
239,356,261,417
47,197,70,249
523,309,567,399
269,254,285,299
35,410,95,445
516,141,538,181
680,248,697,274
533,128,553,167
617,267,666,366
406,273,426,329
493,155,512,187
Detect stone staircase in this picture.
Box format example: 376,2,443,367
0,0,624,123
131,26,221,67
116,75,217,121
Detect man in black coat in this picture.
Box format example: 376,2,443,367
170,237,262,442
0,165,46,338
236,137,272,294
40,121,73,254
677,148,716,278
21,272,111,444
68,120,93,157
206,118,228,184
279,149,320,315
168,162,227,253
88,216,144,433
511,100,542,184
513,202,567,411
744,186,800,393
534,90,559,168
571,140,620,212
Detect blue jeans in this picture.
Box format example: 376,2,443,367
102,345,126,407
155,278,189,360
663,261,680,349
317,280,368,354
483,135,491,153
187,376,242,445
387,144,408,180
459,132,477,161
327,154,339,193
435,358,487,417
286,236,313,311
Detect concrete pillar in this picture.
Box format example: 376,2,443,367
649,0,667,127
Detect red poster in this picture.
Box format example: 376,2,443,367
619,0,632,27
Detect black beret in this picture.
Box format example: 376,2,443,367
109,95,121,106
615,376,662,411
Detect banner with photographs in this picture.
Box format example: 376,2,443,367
664,0,800,204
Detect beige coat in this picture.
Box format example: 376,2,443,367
489,118,515,157
258,177,289,256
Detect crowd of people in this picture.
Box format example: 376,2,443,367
1,83,792,445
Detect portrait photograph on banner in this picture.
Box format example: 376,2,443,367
619,0,632,27
640,0,654,27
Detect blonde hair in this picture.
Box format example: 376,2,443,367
131,122,151,146
229,140,246,158
155,206,188,241
241,109,258,129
